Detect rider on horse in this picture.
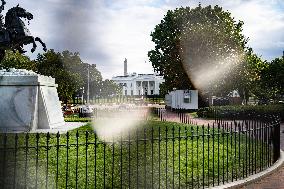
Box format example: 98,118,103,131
0,0,46,61
0,0,5,27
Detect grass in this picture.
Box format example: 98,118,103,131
189,112,198,118
0,121,271,188
64,114,92,122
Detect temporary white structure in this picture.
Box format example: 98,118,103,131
165,90,198,110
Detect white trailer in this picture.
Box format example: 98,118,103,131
165,90,198,110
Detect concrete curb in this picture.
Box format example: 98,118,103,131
212,150,284,189
30,122,87,134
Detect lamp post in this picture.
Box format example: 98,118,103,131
81,87,84,105
87,64,90,105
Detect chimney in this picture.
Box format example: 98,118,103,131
124,58,127,76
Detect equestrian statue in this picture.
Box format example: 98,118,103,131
0,0,47,62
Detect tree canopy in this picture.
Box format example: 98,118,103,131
0,49,121,104
0,50,36,70
259,56,284,100
148,4,248,96
100,79,122,97
36,50,85,103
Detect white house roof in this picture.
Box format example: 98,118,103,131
112,73,164,82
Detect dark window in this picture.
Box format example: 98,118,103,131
184,98,190,103
183,91,191,103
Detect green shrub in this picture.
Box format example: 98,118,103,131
197,104,284,121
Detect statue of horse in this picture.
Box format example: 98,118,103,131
0,0,47,61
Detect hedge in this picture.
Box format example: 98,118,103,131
197,104,284,121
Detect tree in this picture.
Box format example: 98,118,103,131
59,50,103,100
36,50,84,104
36,49,106,104
0,49,106,104
80,63,103,100
236,49,268,103
100,79,122,97
0,50,36,70
148,4,248,97
259,56,284,100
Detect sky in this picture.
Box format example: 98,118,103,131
3,0,284,79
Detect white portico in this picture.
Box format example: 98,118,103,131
111,58,164,96
112,73,164,96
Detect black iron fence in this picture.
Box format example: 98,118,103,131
74,95,164,105
0,108,281,189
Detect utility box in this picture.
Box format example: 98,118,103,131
165,90,198,110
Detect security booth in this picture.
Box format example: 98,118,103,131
165,90,198,111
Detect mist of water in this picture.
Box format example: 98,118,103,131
92,106,149,142
183,53,244,92
179,23,245,94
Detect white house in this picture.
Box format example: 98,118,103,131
112,73,164,96
111,58,165,96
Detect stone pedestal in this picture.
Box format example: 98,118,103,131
0,68,65,132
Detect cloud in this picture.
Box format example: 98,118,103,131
162,0,284,60
88,2,165,78
225,0,284,60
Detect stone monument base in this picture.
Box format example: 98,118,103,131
0,68,65,132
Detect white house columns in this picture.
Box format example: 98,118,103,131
112,73,165,96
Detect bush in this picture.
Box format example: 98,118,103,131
197,104,284,121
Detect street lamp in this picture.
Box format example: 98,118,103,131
87,64,90,105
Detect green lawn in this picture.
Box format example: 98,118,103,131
0,121,271,188
64,114,92,122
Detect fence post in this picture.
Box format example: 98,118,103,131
1,134,7,188
13,134,18,189
272,120,280,163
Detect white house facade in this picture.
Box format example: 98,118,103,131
111,73,165,96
